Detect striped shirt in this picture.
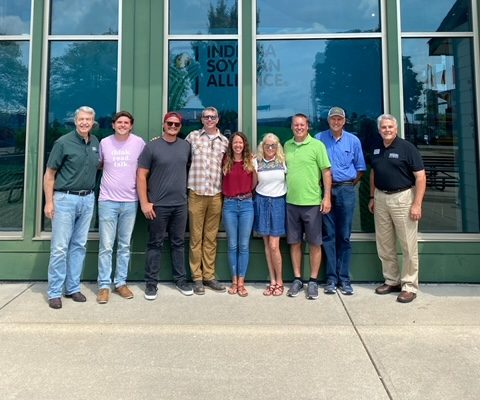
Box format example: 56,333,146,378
185,128,229,196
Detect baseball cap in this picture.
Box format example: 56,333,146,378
328,107,346,118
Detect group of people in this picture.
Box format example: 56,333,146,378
44,105,426,309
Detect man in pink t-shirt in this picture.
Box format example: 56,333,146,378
97,111,145,304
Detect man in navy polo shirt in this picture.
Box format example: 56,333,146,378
44,106,100,309
315,107,366,296
368,113,426,303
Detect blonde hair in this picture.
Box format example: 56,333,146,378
257,133,285,163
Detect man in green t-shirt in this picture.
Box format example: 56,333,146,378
284,113,332,300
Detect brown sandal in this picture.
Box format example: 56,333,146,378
228,283,238,295
237,285,248,297
272,284,284,296
263,284,276,296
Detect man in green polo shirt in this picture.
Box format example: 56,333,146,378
43,106,100,309
284,113,332,300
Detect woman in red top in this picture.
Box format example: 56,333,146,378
222,132,257,297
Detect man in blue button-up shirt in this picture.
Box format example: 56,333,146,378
315,107,366,296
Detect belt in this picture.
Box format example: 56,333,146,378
381,186,413,195
332,181,354,187
224,193,253,200
56,189,94,196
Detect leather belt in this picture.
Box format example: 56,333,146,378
56,189,93,196
381,187,413,195
224,193,253,200
332,181,354,187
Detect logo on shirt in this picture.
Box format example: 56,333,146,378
373,149,380,155
389,153,399,159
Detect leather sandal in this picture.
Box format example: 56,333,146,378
228,283,238,295
272,284,284,296
263,284,276,296
237,285,248,297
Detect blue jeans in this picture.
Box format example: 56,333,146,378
222,198,254,278
145,204,188,284
47,192,95,299
98,200,138,289
322,185,356,285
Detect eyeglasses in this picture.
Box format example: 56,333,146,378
202,115,218,121
263,143,278,149
165,121,181,128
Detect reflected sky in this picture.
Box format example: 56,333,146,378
50,0,118,35
401,0,471,32
0,0,31,35
257,0,380,33
170,0,237,34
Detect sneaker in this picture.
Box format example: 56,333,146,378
307,281,319,300
324,281,337,295
144,284,158,300
339,281,354,295
287,279,304,297
97,288,109,304
115,285,134,299
193,281,205,295
203,279,226,292
176,280,194,296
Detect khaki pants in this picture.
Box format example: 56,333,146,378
188,191,223,281
374,188,419,293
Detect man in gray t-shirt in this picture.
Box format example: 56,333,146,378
137,112,192,299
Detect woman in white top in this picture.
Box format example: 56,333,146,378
253,133,287,296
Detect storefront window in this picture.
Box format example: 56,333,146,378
0,0,31,35
168,40,238,135
402,38,478,232
401,0,471,32
50,0,118,35
169,0,238,35
257,0,380,34
0,41,28,231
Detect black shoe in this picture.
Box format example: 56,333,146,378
48,297,62,309
193,281,205,295
144,284,158,300
175,280,194,296
203,279,226,292
65,292,86,302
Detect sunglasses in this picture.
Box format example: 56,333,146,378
202,115,218,121
165,121,181,128
263,143,278,149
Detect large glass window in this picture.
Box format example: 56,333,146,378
0,0,31,232
402,38,478,233
401,0,472,32
401,1,479,233
167,0,239,134
42,0,119,232
0,0,31,35
257,0,381,34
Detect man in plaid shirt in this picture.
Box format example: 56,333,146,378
185,106,229,295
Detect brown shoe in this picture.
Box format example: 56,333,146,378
48,297,62,309
397,291,417,303
375,284,402,295
115,285,133,299
97,288,109,304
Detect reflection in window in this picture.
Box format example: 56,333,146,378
0,41,28,231
0,0,31,35
402,38,478,232
168,40,238,135
401,0,471,33
169,0,238,35
257,0,380,34
50,0,118,35
257,39,383,232
43,41,118,231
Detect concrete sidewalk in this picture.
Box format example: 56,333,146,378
1,282,480,400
